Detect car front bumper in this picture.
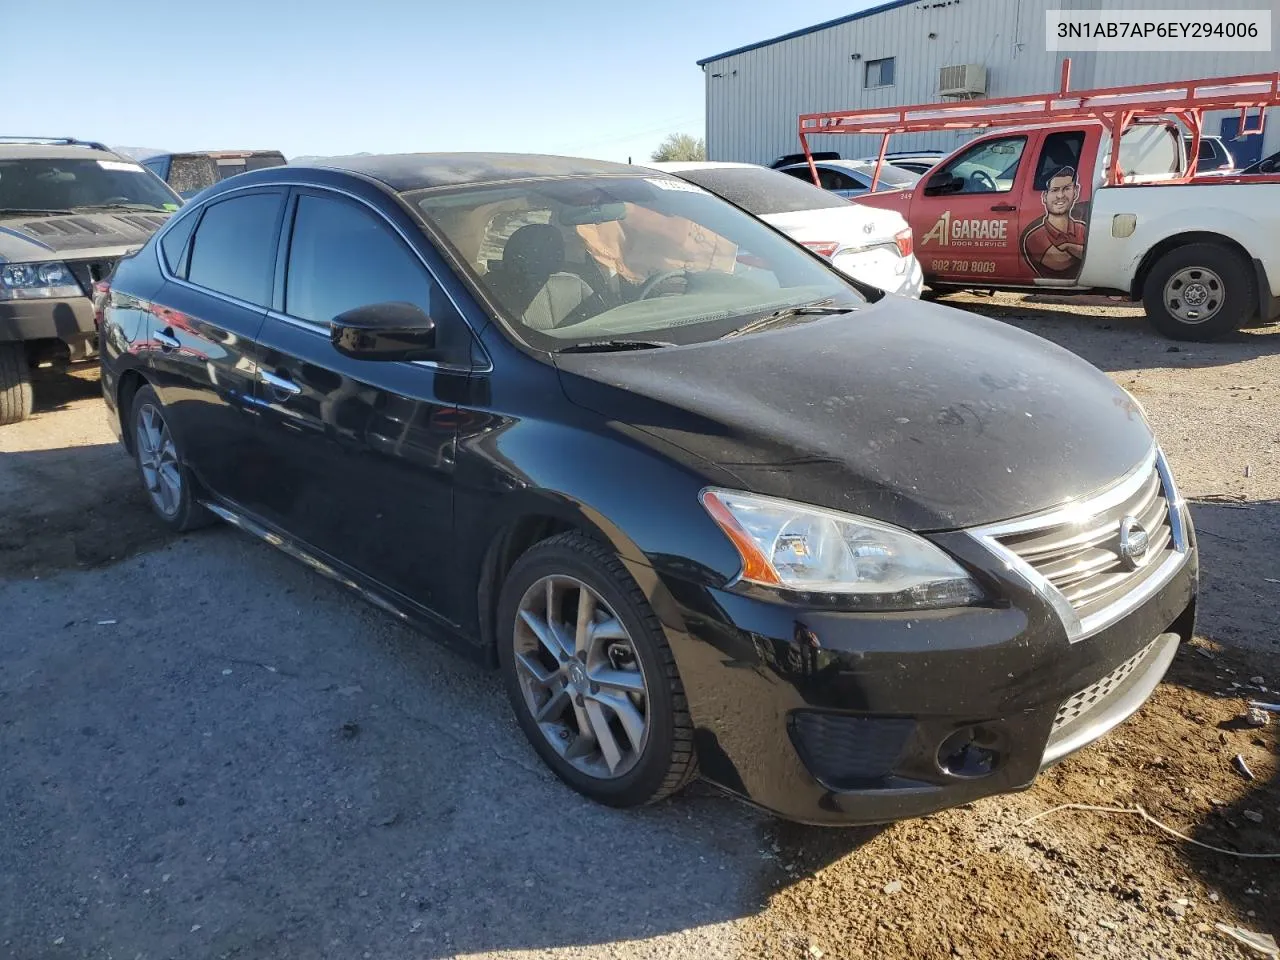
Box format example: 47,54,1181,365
0,296,98,356
652,519,1198,825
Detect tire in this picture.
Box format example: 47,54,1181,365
496,532,697,807
1141,243,1257,341
0,343,33,425
129,385,215,532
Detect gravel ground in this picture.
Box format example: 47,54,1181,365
1,300,1277,960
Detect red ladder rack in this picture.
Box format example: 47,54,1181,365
797,60,1280,189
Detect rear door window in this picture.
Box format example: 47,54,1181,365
186,191,284,305
160,211,199,276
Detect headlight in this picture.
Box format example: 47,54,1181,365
0,261,82,300
700,488,983,610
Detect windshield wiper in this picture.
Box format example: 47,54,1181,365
556,339,676,354
72,203,171,213
719,298,858,339
0,207,73,217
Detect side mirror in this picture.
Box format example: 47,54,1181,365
330,301,436,362
923,171,963,197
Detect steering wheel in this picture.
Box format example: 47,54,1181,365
639,269,689,300
970,170,998,193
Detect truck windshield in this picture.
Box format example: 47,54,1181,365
0,157,181,212
409,174,866,350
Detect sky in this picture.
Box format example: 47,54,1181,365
6,0,871,164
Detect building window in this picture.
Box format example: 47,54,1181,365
865,57,895,88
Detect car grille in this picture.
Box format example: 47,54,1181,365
987,459,1175,622
1051,639,1157,736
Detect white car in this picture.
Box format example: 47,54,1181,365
645,161,923,298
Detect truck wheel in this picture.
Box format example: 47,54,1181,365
1142,243,1256,341
0,343,34,425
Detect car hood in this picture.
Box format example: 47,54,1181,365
554,299,1154,531
0,211,171,262
761,204,908,244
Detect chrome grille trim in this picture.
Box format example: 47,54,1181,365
968,447,1190,642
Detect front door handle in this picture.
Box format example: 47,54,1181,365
259,369,302,397
990,204,1017,212
154,328,180,350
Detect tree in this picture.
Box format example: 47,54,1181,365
651,133,706,162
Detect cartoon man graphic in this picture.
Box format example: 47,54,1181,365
1021,165,1087,279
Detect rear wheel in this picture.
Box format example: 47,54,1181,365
0,343,33,425
496,532,697,807
1142,243,1256,341
130,385,214,532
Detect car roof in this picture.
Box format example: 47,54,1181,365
284,152,649,192
644,160,764,173
0,143,121,161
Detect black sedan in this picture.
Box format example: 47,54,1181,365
98,153,1198,824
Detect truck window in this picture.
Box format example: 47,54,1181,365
935,136,1027,194
1097,124,1183,182
1033,132,1086,190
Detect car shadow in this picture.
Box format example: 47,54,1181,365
2,436,1274,959
939,292,1280,373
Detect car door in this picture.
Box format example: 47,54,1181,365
911,133,1032,284
1019,130,1092,283
248,187,472,619
146,187,286,507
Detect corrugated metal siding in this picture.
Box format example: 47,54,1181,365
704,0,1280,165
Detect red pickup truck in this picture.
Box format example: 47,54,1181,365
854,119,1280,339
809,69,1280,340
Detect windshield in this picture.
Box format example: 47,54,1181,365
408,175,866,350
671,166,851,216
0,157,181,212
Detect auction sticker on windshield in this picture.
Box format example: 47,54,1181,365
97,160,145,172
646,178,706,193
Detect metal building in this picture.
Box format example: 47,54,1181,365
699,0,1280,167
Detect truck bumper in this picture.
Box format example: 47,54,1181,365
0,297,98,357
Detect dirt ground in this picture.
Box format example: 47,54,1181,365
1,296,1277,960
743,295,1280,960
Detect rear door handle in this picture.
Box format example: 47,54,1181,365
259,369,302,397
990,204,1017,212
154,328,180,349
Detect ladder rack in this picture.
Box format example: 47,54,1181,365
797,61,1280,189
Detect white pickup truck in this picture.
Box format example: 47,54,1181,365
859,120,1280,340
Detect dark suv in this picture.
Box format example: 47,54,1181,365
0,138,183,423
139,150,287,199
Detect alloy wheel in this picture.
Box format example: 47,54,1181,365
1163,266,1224,324
512,575,650,779
136,403,182,517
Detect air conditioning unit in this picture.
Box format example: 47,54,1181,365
939,64,987,98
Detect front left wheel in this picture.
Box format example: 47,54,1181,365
496,532,697,807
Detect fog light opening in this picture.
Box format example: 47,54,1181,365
937,726,1000,779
